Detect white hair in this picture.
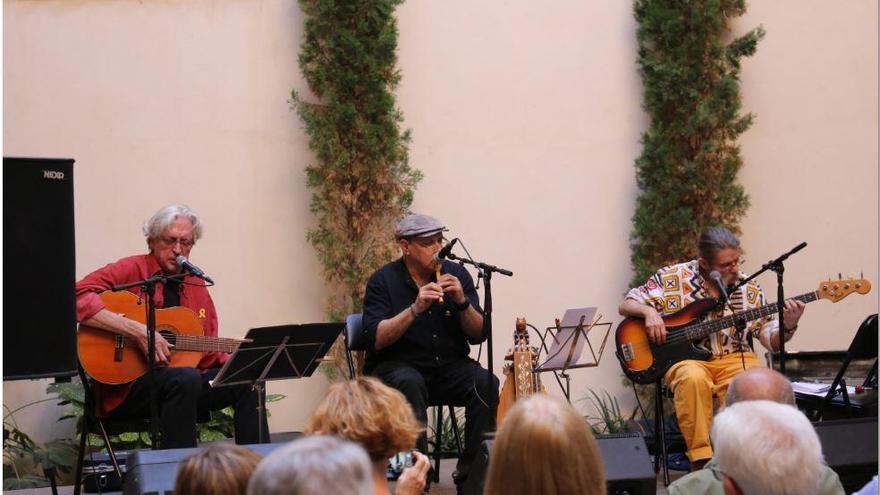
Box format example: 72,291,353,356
246,436,373,495
142,204,203,244
712,400,823,495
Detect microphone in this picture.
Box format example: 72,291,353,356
176,255,214,284
709,271,729,303
433,238,459,262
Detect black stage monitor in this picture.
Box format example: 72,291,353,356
4,157,77,380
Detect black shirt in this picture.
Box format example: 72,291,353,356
362,258,484,372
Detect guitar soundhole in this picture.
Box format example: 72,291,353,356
159,329,177,346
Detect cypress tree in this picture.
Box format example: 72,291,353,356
292,0,421,373
630,0,764,284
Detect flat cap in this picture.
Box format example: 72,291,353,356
395,213,448,239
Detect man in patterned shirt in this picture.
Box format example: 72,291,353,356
619,227,805,469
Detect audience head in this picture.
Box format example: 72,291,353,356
484,394,606,495
247,435,373,495
305,376,422,463
725,367,795,406
711,400,823,495
174,442,261,495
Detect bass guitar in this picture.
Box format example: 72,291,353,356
78,291,246,385
615,277,871,384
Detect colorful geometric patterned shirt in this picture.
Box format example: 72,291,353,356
625,259,778,357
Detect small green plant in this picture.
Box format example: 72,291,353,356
428,407,464,454
581,389,629,435
50,377,285,451
3,398,78,489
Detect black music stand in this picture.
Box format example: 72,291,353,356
211,323,343,443
533,308,612,403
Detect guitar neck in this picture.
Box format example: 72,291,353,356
684,291,818,341
165,334,242,354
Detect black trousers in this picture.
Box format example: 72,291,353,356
372,358,499,483
106,367,268,449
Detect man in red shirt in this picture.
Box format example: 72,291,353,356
76,204,266,448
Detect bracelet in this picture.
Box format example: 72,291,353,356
409,304,420,319
784,325,798,334
454,298,471,312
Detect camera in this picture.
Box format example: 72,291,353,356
386,450,415,480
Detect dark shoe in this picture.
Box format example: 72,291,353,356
452,471,466,495
690,458,710,471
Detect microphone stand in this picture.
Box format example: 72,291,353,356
712,277,746,334
728,242,807,375
111,273,187,448
445,252,512,430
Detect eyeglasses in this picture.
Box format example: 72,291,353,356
158,236,195,248
714,257,745,271
709,465,727,482
409,236,447,248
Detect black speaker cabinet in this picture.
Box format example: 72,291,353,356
3,157,77,380
597,433,656,495
814,417,878,493
463,433,656,495
123,436,301,495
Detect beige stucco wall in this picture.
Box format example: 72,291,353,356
4,0,877,445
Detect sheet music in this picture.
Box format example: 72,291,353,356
792,381,857,397
537,307,597,371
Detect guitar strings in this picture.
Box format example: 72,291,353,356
623,292,815,352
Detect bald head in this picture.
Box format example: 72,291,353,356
725,367,795,406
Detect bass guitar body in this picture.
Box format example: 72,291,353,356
615,298,716,385
78,291,204,385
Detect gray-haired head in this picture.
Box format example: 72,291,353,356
697,227,741,262
142,204,203,248
712,400,823,495
246,435,373,495
725,367,795,407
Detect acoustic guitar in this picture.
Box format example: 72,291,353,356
615,277,871,384
78,291,245,385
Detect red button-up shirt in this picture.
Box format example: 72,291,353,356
76,254,228,415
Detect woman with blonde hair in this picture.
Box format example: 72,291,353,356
484,394,606,495
305,376,431,495
174,442,262,495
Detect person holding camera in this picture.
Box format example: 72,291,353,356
305,377,431,495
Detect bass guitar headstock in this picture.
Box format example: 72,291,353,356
817,277,871,303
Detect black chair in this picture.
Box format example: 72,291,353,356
72,365,211,495
812,313,878,420
72,364,137,495
651,334,755,486
344,313,463,483
651,381,677,487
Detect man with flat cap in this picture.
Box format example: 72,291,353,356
362,213,498,492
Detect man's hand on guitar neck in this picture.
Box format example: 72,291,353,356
82,308,173,365
619,299,668,344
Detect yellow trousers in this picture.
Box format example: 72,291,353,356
664,352,760,462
